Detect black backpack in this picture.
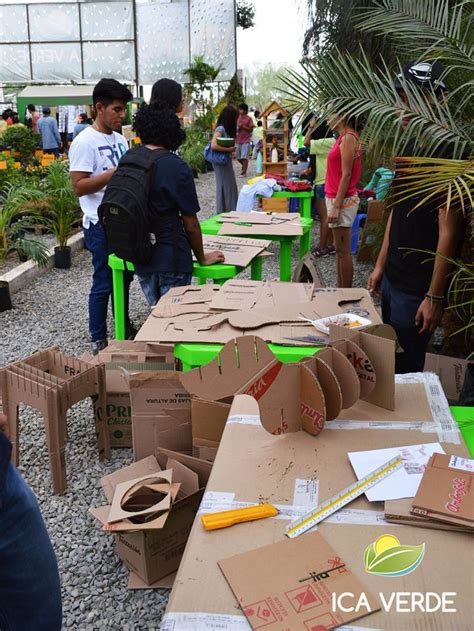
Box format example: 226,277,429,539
98,147,167,265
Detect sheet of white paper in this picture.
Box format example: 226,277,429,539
348,443,446,501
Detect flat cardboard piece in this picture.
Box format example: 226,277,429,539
218,211,277,224
330,324,396,411
218,212,303,236
209,279,313,312
200,235,271,267
219,531,380,630
181,336,327,436
384,498,472,533
164,392,472,630
411,453,474,528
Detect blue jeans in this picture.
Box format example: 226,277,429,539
83,222,133,342
137,272,192,307
0,436,62,630
381,275,430,373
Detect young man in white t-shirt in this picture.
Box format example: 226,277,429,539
69,79,134,354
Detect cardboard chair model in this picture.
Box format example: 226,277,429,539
181,329,396,437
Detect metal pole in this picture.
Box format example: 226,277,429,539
233,0,237,78
25,4,34,81
78,1,85,81
132,0,139,94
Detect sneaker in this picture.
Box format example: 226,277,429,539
327,246,336,255
91,339,108,356
312,247,330,258
125,322,138,340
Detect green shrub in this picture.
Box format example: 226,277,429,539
181,126,207,175
2,125,40,164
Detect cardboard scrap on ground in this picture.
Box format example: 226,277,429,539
90,453,211,587
219,531,380,630
218,212,303,236
200,235,271,267
163,391,472,630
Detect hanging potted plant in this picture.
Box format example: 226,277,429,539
40,161,80,269
0,182,49,311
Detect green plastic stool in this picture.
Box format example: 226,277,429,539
450,406,474,457
108,254,263,340
174,342,321,371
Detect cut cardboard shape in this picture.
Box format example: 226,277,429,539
331,338,376,399
181,336,326,437
330,324,396,410
301,355,342,420
199,235,271,267
218,212,303,236
218,531,380,631
219,211,276,224
191,398,231,461
156,448,213,485
314,347,360,409
107,470,173,523
0,347,109,494
136,286,382,345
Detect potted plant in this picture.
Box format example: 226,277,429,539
0,182,49,311
39,161,80,269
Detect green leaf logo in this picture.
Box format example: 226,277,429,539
364,534,425,577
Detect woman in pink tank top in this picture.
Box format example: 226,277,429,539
325,114,362,287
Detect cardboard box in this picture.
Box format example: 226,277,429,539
90,453,212,585
127,372,192,460
424,353,470,404
357,199,386,262
91,341,175,448
104,392,132,448
163,387,472,630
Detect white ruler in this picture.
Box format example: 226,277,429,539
285,456,403,538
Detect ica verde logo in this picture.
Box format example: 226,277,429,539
364,534,425,577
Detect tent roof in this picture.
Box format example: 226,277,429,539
17,85,93,100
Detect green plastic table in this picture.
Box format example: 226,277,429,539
450,406,474,457
175,342,321,371
108,254,263,340
200,215,313,282
258,190,314,219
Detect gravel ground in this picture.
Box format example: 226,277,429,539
0,159,373,630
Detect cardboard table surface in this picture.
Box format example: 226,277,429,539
164,379,473,631
200,214,313,239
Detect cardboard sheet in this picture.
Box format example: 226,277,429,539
217,212,303,237
200,235,271,267
164,388,472,631
136,285,382,345
384,498,472,533
219,531,380,630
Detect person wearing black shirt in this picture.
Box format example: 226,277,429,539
133,102,224,306
368,61,463,373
